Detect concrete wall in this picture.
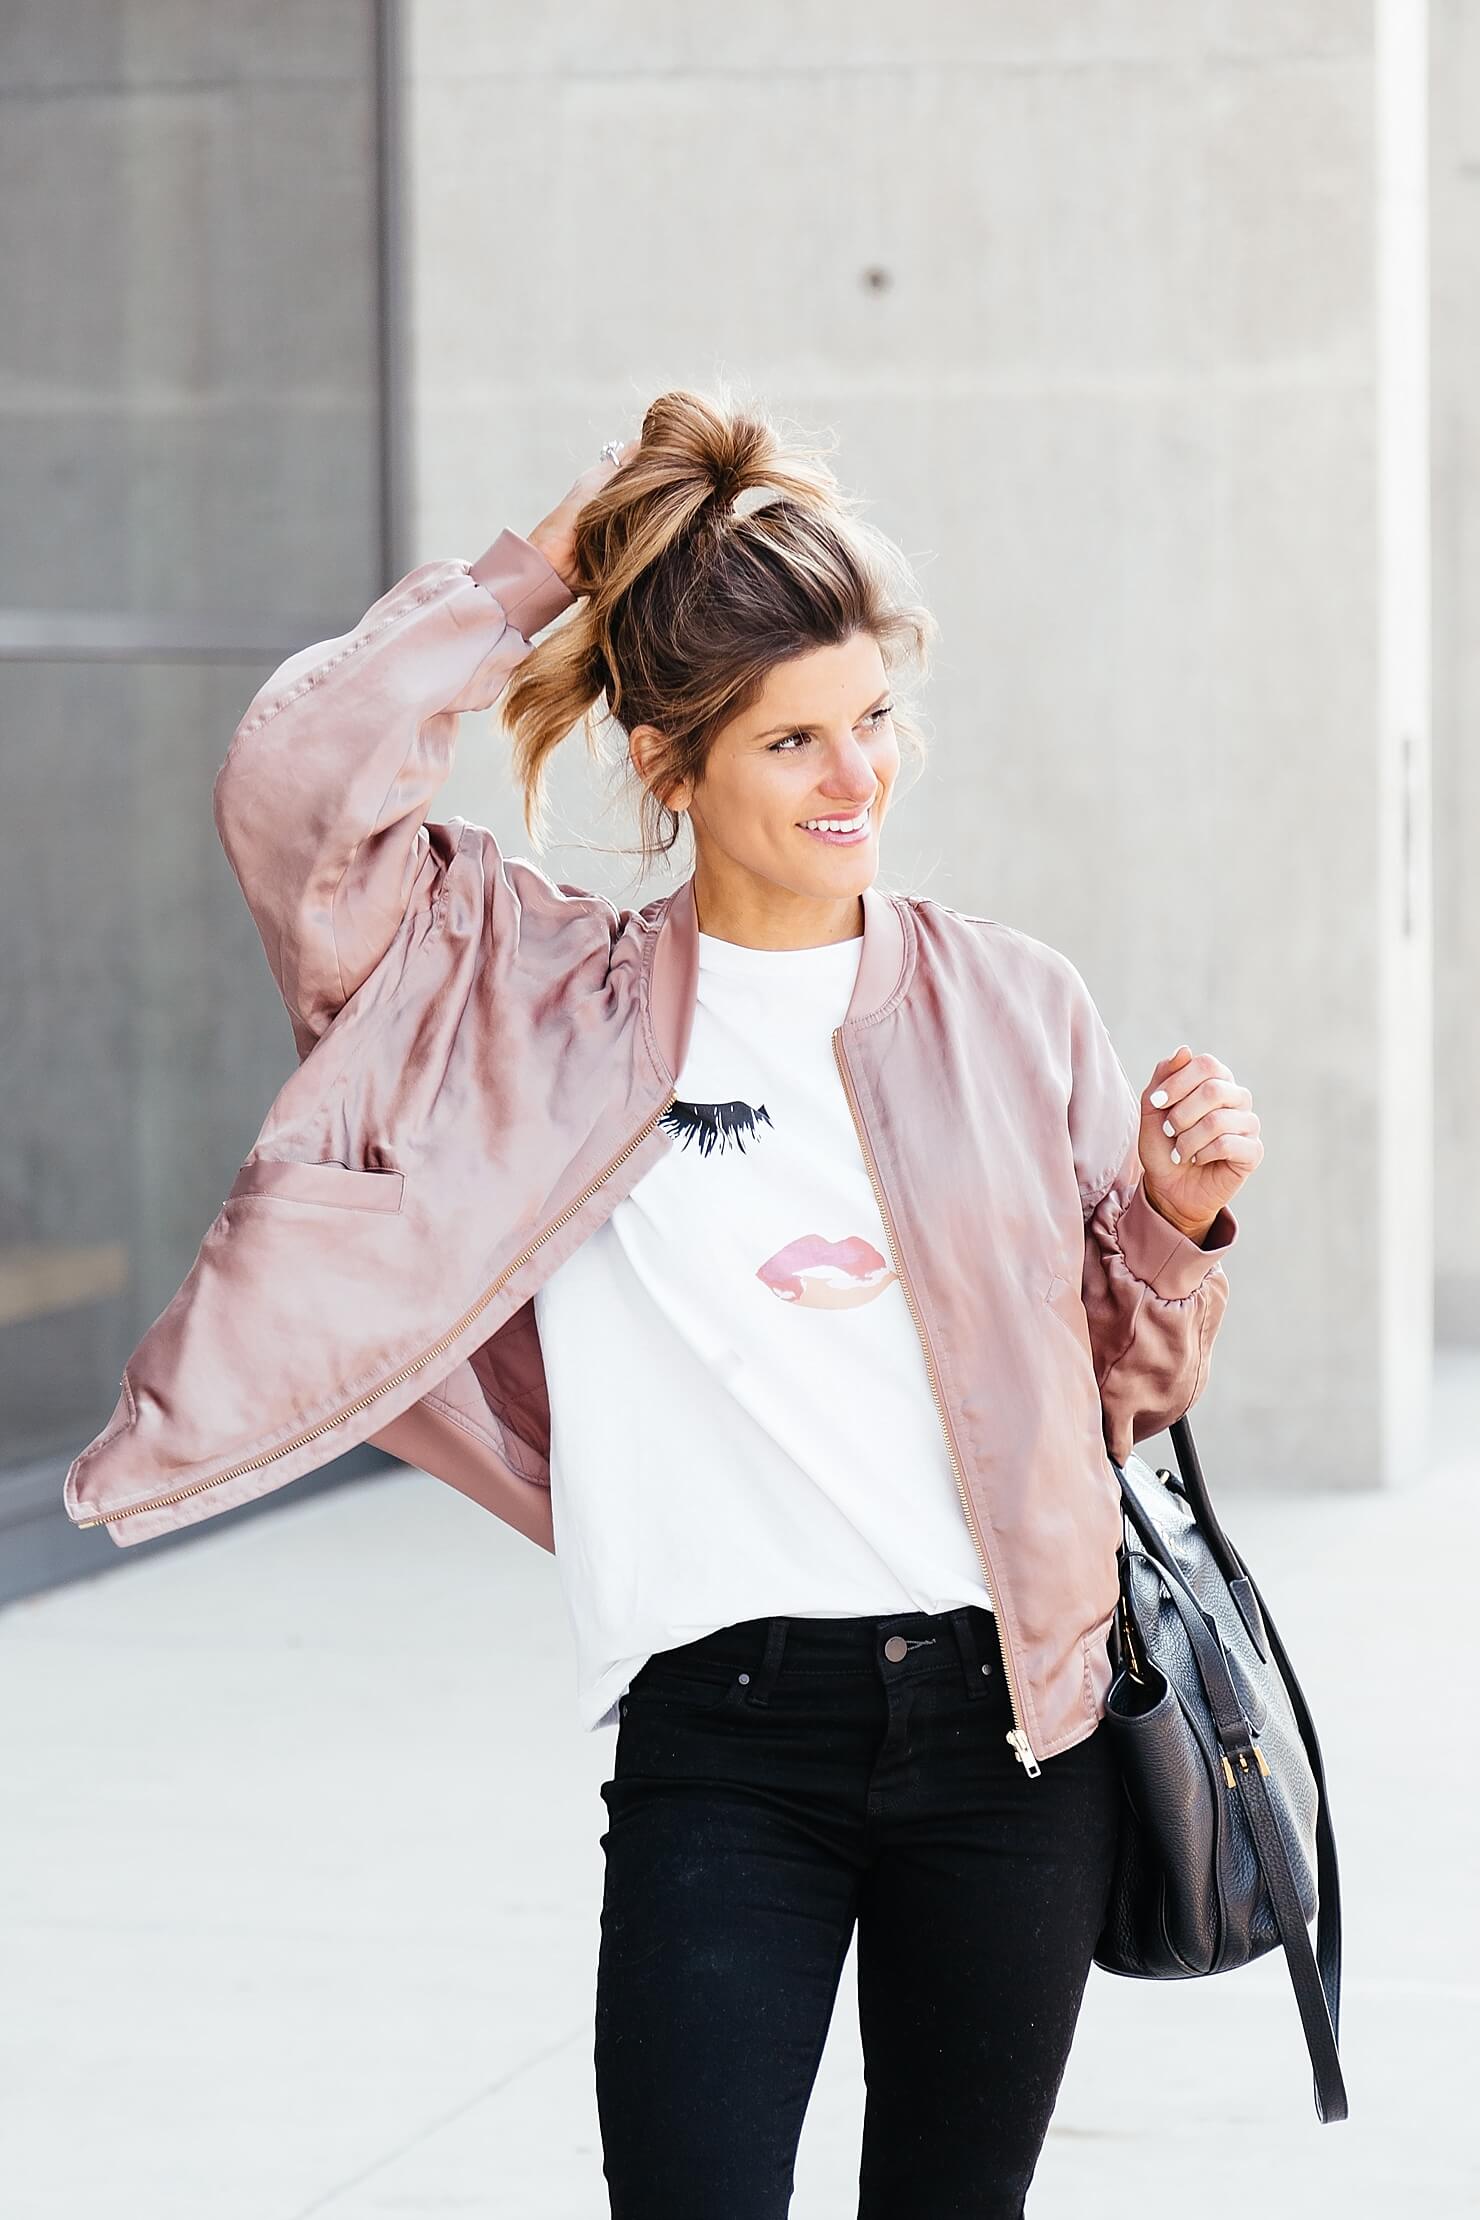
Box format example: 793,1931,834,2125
405,1,1436,1491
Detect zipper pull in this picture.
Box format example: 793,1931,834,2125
1006,1727,1042,1778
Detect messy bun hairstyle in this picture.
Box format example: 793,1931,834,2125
500,384,938,877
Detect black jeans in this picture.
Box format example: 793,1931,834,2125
594,1604,1123,2219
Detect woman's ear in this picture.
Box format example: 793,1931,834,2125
629,723,690,813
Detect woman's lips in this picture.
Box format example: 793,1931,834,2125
755,1233,896,1309
797,809,872,846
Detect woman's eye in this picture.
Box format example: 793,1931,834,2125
767,705,893,754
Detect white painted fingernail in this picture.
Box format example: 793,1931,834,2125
1149,1088,1168,1107
1162,1119,1176,1138
1170,1148,1181,1163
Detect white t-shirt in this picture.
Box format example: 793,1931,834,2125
532,925,992,1732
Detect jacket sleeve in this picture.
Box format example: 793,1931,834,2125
1059,954,1238,1468
211,528,576,1059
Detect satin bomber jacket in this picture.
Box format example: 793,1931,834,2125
62,525,1237,1772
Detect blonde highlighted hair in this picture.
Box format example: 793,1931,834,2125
501,383,938,878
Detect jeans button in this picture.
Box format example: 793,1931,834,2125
737,1673,750,1685
883,1635,909,1662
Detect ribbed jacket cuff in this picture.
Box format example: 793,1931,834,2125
1112,1178,1238,1299
469,527,577,637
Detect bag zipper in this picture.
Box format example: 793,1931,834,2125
832,1027,1043,1779
75,1097,679,1528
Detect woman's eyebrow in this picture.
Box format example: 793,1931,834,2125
752,687,893,743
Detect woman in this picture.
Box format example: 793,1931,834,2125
66,387,1257,2216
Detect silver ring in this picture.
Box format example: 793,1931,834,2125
600,439,623,466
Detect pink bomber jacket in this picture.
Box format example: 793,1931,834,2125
62,526,1236,1771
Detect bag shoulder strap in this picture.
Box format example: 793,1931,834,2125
1116,1446,1348,2123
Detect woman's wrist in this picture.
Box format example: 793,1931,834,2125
525,525,576,593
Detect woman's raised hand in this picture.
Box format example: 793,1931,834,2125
526,439,642,591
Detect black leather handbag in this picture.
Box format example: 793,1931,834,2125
1091,1414,1348,2124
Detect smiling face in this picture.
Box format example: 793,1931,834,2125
631,630,899,944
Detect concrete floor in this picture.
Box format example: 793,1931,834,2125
7,1355,1478,2217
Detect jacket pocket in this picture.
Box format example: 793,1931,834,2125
226,1157,406,1213
1042,1271,1085,1321
1042,1269,1097,1367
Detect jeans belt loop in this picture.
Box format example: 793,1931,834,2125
745,1616,789,1706
948,1606,987,1698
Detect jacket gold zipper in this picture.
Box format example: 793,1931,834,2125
832,1028,1043,1778
76,1096,679,1528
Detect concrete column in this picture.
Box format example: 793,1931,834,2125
1374,0,1433,1483
1430,0,1480,1349
0,2,387,1586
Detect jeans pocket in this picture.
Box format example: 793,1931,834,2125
621,1662,749,1720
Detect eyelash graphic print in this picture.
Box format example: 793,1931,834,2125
660,1098,774,1157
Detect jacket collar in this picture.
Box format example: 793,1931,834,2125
646,870,909,1084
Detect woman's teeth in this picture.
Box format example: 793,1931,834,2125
800,807,870,836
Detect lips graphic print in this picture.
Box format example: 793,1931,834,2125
755,1234,896,1310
